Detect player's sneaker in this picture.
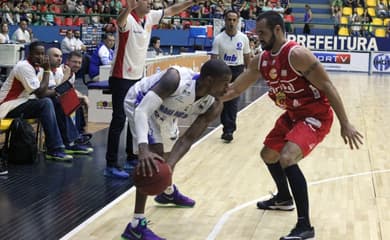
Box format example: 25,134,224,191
154,184,195,207
257,193,294,211
65,144,93,154
121,218,166,240
104,166,129,179
280,223,315,240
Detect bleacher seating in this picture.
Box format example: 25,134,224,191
374,28,386,37
366,0,377,7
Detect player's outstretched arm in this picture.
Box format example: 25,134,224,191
117,0,138,30
220,55,262,102
290,46,363,150
164,0,203,17
167,100,224,168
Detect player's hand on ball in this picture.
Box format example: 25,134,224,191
137,151,165,177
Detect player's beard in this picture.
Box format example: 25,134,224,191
262,33,276,51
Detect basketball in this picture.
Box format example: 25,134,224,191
133,159,172,195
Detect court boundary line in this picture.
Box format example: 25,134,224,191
60,93,268,240
206,168,390,240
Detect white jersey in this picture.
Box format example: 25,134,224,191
0,60,40,118
111,10,163,80
211,31,250,66
124,66,215,151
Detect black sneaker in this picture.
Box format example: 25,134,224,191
221,132,233,143
257,194,294,211
280,224,315,240
0,158,8,175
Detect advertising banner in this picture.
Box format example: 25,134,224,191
371,52,390,73
313,51,369,72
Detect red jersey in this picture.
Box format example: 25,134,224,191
259,41,330,121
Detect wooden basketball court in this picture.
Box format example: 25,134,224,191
63,72,390,240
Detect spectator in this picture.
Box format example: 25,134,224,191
148,36,163,56
61,29,75,54
75,0,85,14
303,4,312,34
110,0,122,14
273,1,285,18
0,23,10,43
331,0,343,13
1,2,14,25
90,4,102,24
361,8,373,37
377,0,389,18
332,6,342,35
262,1,274,12
12,20,31,43
350,8,361,36
64,0,77,13
73,30,87,52
44,4,56,26
344,0,358,10
0,41,73,161
89,33,115,81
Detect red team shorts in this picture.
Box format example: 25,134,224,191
263,108,334,157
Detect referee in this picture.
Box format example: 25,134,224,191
211,9,250,143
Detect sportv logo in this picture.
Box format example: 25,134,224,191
314,53,351,64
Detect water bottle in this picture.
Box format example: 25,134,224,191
170,45,173,55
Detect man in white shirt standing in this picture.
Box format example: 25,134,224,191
12,20,31,43
105,0,206,179
211,9,250,143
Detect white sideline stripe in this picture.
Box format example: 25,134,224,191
60,187,136,240
206,168,390,240
60,93,267,240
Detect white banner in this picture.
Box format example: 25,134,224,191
312,51,369,72
371,52,390,73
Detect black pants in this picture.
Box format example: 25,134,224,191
303,23,311,34
221,65,245,134
106,76,139,167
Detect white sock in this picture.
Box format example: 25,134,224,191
131,214,145,228
164,185,174,195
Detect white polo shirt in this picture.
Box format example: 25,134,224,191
111,10,163,80
211,31,250,66
0,60,40,118
12,28,31,43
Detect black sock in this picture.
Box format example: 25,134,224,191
266,162,291,200
284,164,311,227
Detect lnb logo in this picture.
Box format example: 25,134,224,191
314,53,351,64
373,54,390,71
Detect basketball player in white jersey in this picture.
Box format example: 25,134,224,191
211,9,250,143
105,0,207,179
121,59,231,240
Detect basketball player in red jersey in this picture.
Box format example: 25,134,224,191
222,11,363,240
